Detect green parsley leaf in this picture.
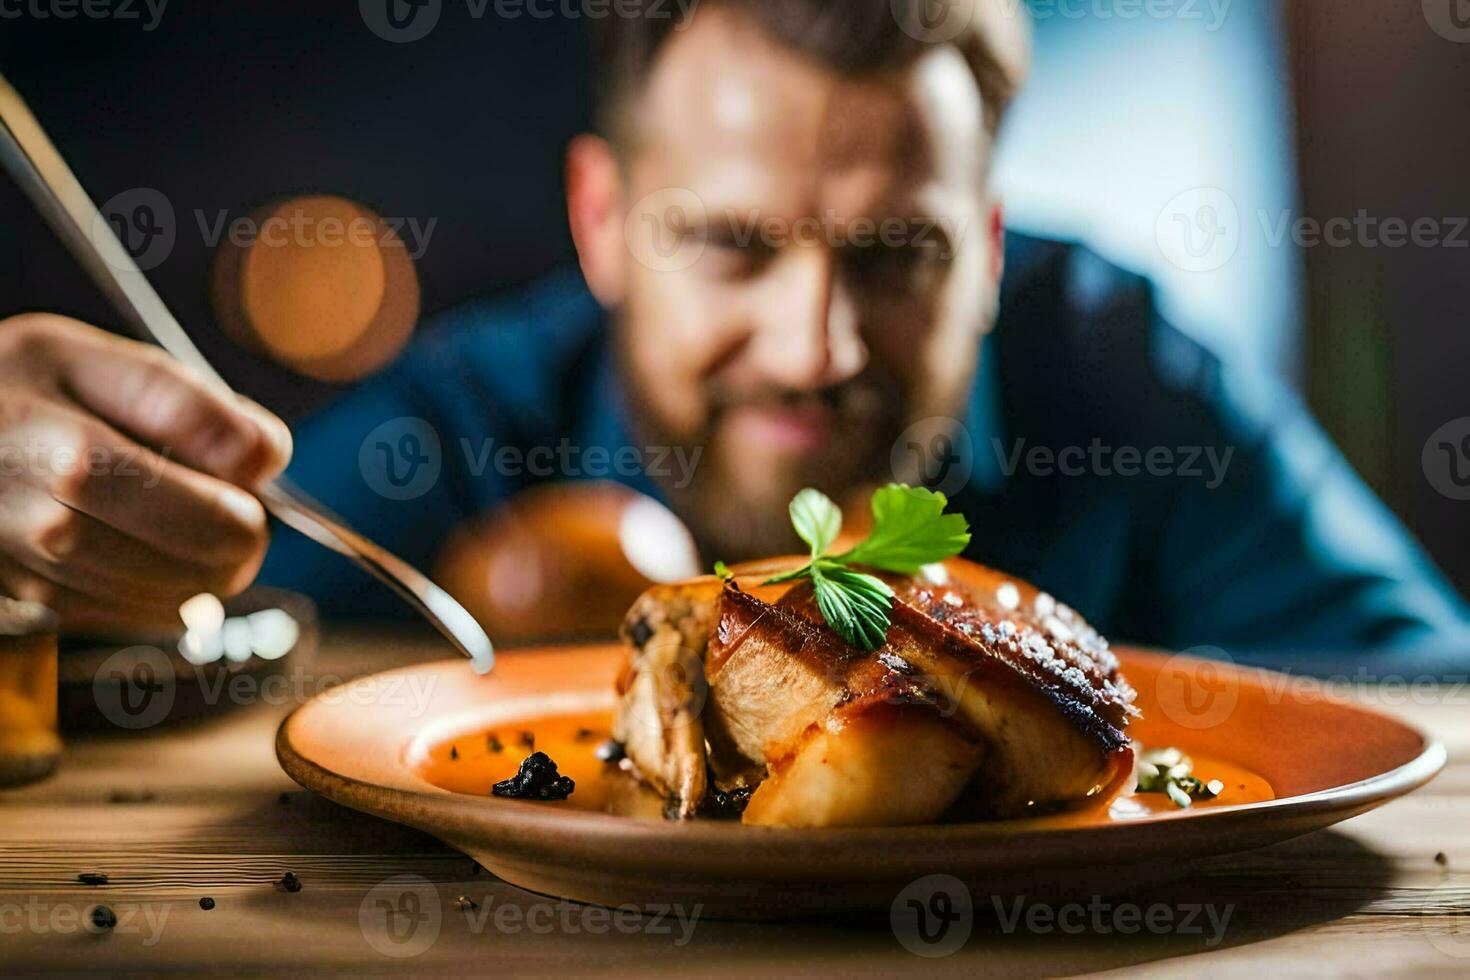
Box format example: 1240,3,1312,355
1135,747,1224,809
810,562,895,650
738,484,972,651
838,484,971,574
788,488,843,558
1165,781,1193,809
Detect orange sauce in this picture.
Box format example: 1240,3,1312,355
415,710,1274,825
417,711,666,818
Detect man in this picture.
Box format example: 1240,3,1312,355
0,0,1465,667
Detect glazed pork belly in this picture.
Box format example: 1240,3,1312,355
613,559,1137,826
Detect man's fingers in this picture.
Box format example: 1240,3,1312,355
0,489,258,603
56,442,270,570
0,315,281,641
33,315,293,487
49,508,263,600
0,553,186,638
0,392,268,582
8,396,273,570
234,399,294,483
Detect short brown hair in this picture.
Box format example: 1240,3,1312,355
590,0,1030,144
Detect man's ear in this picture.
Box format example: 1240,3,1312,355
975,196,1005,334
988,197,1005,287
566,134,628,307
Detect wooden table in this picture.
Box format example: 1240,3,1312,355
0,628,1466,977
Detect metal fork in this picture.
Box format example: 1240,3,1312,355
0,75,493,674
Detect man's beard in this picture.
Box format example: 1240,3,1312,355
630,373,905,562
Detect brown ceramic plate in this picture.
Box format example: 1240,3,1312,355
276,644,1443,919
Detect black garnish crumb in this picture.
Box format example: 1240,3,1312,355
89,905,117,931
518,731,535,751
574,728,594,742
1435,852,1449,867
595,739,626,763
629,617,654,647
279,871,302,893
278,792,293,805
492,752,575,801
109,789,156,804
702,786,753,819
454,896,478,911
199,897,215,911
78,872,108,886
487,734,503,753
450,746,459,761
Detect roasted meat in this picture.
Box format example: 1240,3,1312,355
614,559,1137,826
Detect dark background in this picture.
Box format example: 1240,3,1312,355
0,1,1466,594
0,3,590,418
1284,1,1470,600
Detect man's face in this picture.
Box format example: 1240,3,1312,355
590,11,1002,556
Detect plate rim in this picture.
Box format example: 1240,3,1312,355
276,645,1446,863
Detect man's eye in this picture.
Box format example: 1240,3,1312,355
702,233,775,277
846,242,947,284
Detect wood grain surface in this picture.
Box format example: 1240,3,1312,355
0,627,1466,977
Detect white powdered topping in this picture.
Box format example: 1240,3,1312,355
996,582,1021,611
1023,633,1055,662
1059,665,1090,690
1043,614,1075,643
920,563,951,585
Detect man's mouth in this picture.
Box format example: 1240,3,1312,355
722,402,838,454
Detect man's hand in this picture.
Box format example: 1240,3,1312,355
0,313,293,637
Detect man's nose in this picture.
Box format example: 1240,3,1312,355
752,247,868,391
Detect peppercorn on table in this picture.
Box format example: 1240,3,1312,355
0,626,1465,976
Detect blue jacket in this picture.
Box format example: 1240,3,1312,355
262,234,1470,675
